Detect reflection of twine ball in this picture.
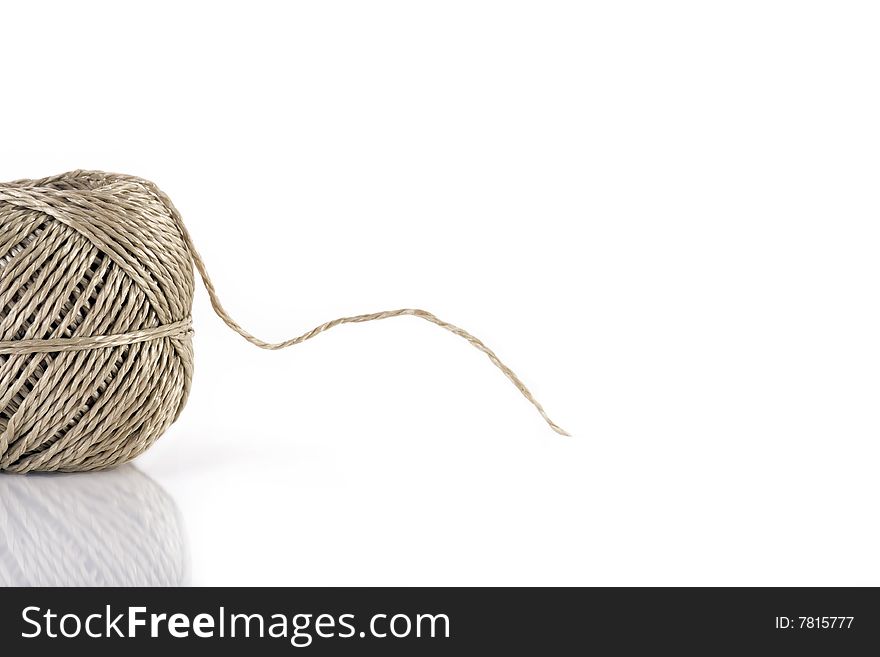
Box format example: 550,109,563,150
0,171,194,473
0,466,188,586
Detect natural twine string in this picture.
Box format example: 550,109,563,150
146,179,568,436
0,171,566,473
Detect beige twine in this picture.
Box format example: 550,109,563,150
0,170,567,473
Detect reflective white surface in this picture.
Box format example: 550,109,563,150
0,467,187,586
2,2,880,586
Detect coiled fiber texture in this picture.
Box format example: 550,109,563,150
0,172,194,473
0,170,565,473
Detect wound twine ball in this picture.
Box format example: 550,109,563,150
0,170,566,474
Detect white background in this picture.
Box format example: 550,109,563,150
2,1,878,586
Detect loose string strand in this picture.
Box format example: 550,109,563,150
145,182,569,436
